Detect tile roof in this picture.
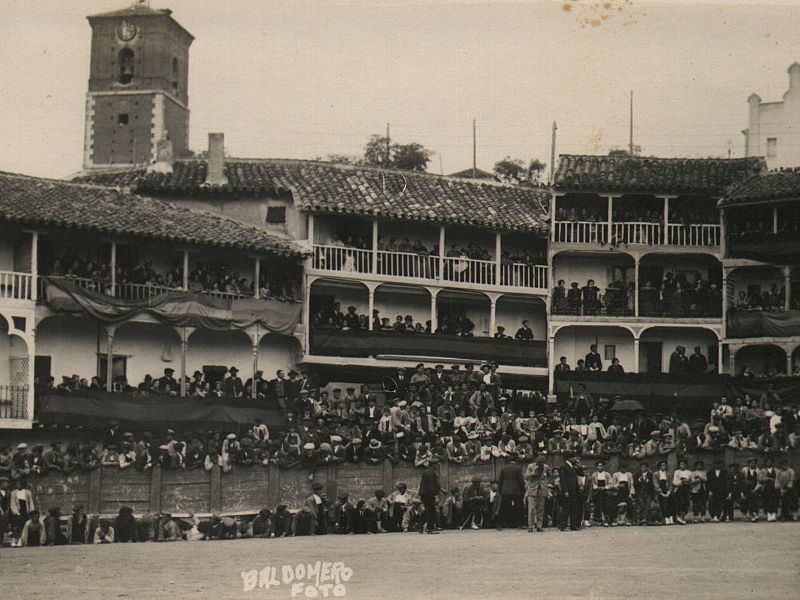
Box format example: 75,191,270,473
720,170,800,207
554,154,765,195
0,171,305,257
447,167,497,180
75,159,551,235
88,5,171,19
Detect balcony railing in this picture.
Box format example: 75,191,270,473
313,245,372,274
554,221,721,248
0,385,28,420
377,250,438,279
666,224,720,247
553,221,608,244
115,282,182,300
552,287,634,317
612,222,662,246
0,270,33,301
311,244,548,291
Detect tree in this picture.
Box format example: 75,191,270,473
608,145,642,157
322,153,362,165
493,157,546,186
363,135,434,171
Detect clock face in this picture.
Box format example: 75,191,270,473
117,21,138,42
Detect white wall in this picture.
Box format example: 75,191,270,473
257,334,301,378
187,329,253,375
640,329,719,372
376,287,431,326
113,323,182,384
496,299,547,339
36,316,100,381
553,328,635,372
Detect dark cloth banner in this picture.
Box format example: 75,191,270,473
43,276,301,333
729,376,800,404
554,372,731,413
36,390,284,430
310,329,546,367
727,234,800,263
726,309,800,338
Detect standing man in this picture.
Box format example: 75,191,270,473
672,458,692,525
590,460,615,526
559,452,581,531
418,463,442,534
497,456,525,530
668,346,688,374
515,320,534,341
524,456,550,532
270,369,287,409
688,346,709,375
634,462,655,525
585,344,603,372
706,460,729,523
223,366,244,398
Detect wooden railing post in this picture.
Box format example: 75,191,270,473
88,466,102,514
150,465,163,514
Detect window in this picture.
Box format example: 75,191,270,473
171,57,179,92
118,48,135,84
604,344,616,361
118,113,129,125
266,205,287,224
98,355,127,382
767,138,777,157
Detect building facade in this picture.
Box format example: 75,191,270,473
744,63,800,170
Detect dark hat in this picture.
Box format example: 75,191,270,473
229,366,239,373
312,482,324,491
192,371,203,378
164,368,175,374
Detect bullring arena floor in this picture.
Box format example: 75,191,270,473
1,523,797,599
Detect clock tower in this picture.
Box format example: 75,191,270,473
83,2,194,170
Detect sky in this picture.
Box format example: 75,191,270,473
0,0,799,178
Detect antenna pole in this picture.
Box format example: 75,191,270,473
472,118,477,178
629,90,634,155
386,123,391,166
550,121,557,184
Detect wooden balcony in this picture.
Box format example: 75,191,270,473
0,270,33,304
310,244,548,294
553,221,721,249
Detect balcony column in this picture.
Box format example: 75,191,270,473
786,345,794,377
250,326,263,400
105,324,117,392
721,268,728,339
719,207,726,258
550,192,557,242
634,254,640,317
371,220,379,275
307,213,315,243
633,336,640,374
429,287,440,332
178,327,194,398
488,293,499,337
781,266,792,313
182,250,189,290
495,232,502,285
109,241,117,297
547,334,555,394
718,343,724,375
30,231,38,302
607,196,614,244
368,286,376,331
773,207,779,234
253,256,261,298
303,277,314,356
438,226,446,281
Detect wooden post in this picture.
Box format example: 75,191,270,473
109,241,117,296
784,267,791,312
179,328,189,398
495,232,502,284
88,465,102,514
633,337,640,374
105,326,115,392
489,299,497,338
30,231,38,302
209,465,222,513
368,288,375,331
607,196,614,244
253,257,261,297
634,255,640,317
372,220,379,275
150,465,163,514
182,250,189,290
438,226,445,280
430,288,438,332
664,197,670,244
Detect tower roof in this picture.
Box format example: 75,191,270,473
88,3,170,19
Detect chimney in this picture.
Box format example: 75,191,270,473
205,132,227,186
789,62,800,90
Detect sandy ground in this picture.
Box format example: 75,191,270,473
0,523,797,600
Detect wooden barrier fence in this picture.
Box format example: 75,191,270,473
30,449,800,517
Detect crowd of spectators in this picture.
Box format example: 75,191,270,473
312,301,537,340
731,285,794,313
639,272,722,317
44,254,297,302
6,358,800,545
552,279,633,316
727,212,800,240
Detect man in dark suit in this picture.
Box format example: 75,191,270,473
554,356,571,375
585,344,603,372
419,464,443,534
559,452,581,531
222,366,244,398
497,457,525,530
706,460,729,522
634,462,655,524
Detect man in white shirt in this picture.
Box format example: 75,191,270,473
672,459,693,525
590,461,615,526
